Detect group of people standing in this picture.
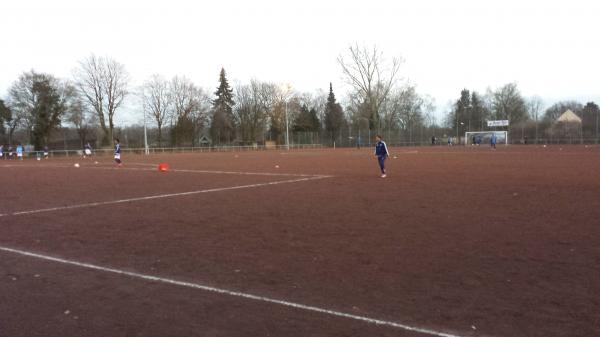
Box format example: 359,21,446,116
82,139,122,167
0,144,25,160
372,132,501,178
0,139,122,166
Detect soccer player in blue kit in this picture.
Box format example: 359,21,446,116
114,138,122,167
374,135,389,178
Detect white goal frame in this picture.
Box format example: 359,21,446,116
465,131,508,146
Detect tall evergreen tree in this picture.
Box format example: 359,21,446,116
450,89,471,134
581,101,599,138
0,99,9,136
210,68,235,144
293,104,320,132
308,107,320,132
324,83,345,142
470,92,490,131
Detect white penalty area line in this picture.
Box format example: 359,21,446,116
0,246,464,337
7,176,331,217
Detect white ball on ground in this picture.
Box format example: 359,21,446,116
94,161,98,164
37,157,41,161
275,165,279,168
74,163,80,168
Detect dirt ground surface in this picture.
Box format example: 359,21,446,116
1,145,599,337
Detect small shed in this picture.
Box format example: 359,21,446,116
198,135,211,146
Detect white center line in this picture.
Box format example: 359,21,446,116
7,176,330,217
87,165,323,177
0,245,464,337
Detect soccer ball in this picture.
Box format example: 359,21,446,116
74,163,80,168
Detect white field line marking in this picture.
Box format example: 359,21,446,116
1,162,323,178
86,165,323,178
0,246,464,337
9,176,330,217
0,163,68,168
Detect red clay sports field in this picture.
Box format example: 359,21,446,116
1,145,599,337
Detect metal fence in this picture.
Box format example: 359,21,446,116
4,134,599,161
1,143,325,159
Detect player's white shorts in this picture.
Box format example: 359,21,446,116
114,153,121,160
85,149,92,156
17,153,23,158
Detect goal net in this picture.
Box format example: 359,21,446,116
465,131,508,145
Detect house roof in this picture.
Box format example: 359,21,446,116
556,109,582,123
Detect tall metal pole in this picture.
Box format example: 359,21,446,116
535,111,538,144
285,99,289,150
143,100,149,155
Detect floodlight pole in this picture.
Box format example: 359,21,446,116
281,84,291,151
143,100,149,155
285,99,290,151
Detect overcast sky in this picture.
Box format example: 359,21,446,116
1,0,599,124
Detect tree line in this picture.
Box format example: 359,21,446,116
5,44,594,150
446,83,600,143
0,46,439,150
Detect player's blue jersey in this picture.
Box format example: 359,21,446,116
114,143,121,155
375,140,389,157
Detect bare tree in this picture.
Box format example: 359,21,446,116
66,94,97,148
387,85,424,143
234,80,277,144
142,74,172,146
527,96,544,143
311,89,327,131
74,55,129,145
338,44,403,132
169,76,210,146
491,83,528,129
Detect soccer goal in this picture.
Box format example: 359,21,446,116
465,131,508,146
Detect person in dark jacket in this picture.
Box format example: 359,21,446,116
374,135,390,178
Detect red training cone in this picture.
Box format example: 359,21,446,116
158,163,169,172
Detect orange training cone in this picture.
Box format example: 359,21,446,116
158,163,169,172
